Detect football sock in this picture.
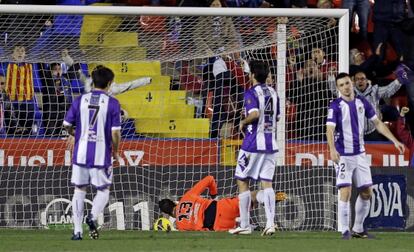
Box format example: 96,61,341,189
263,188,275,229
352,196,370,233
338,200,350,233
238,190,251,229
72,189,86,234
90,189,110,221
256,190,264,204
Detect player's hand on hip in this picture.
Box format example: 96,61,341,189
394,141,405,154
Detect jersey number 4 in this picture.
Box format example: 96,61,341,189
264,98,274,123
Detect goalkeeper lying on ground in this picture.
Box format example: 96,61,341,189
158,175,286,231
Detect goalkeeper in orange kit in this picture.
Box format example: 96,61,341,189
158,175,286,231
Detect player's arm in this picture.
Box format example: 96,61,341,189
240,91,259,133
62,97,81,150
326,125,340,163
62,96,81,136
186,175,218,197
239,110,260,132
326,105,339,163
112,129,121,161
373,118,405,153
111,100,122,161
109,77,152,96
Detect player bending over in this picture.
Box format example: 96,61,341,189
158,175,286,232
63,66,122,240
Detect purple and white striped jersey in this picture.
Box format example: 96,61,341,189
241,84,280,153
326,95,377,156
63,90,121,169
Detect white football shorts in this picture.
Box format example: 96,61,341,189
71,164,113,190
335,153,372,189
235,149,277,182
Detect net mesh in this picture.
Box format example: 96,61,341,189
0,7,340,230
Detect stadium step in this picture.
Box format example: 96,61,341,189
135,118,210,135
83,47,147,61
221,139,243,166
114,75,170,89
125,104,195,119
116,90,187,105
145,132,210,139
89,61,161,76
81,15,123,33
79,32,138,47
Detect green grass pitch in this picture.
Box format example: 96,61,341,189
0,229,412,252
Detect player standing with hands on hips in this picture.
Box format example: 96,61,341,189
229,61,280,236
326,73,404,240
63,66,121,240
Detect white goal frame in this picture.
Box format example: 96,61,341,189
0,4,349,166
0,5,349,231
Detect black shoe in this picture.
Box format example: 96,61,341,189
71,232,82,240
352,230,375,239
85,214,99,240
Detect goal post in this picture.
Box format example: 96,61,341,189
0,5,348,231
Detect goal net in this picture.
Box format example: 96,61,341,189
0,5,348,231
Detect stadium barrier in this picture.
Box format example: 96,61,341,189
1,165,413,231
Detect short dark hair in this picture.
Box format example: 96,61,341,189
352,70,366,77
159,199,176,216
335,72,350,84
249,60,270,84
92,65,114,89
50,63,60,70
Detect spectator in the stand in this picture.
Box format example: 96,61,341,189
341,0,370,40
353,70,403,141
402,0,414,66
272,0,306,7
395,107,414,168
42,63,73,137
225,0,272,7
194,0,238,56
349,43,400,80
372,0,407,61
194,0,240,138
0,45,36,136
395,63,414,131
293,59,335,141
400,1,414,78
0,74,23,135
311,47,337,81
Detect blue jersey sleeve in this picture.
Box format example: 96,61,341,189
63,95,81,126
362,97,377,120
244,89,259,114
326,100,338,126
110,98,121,130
